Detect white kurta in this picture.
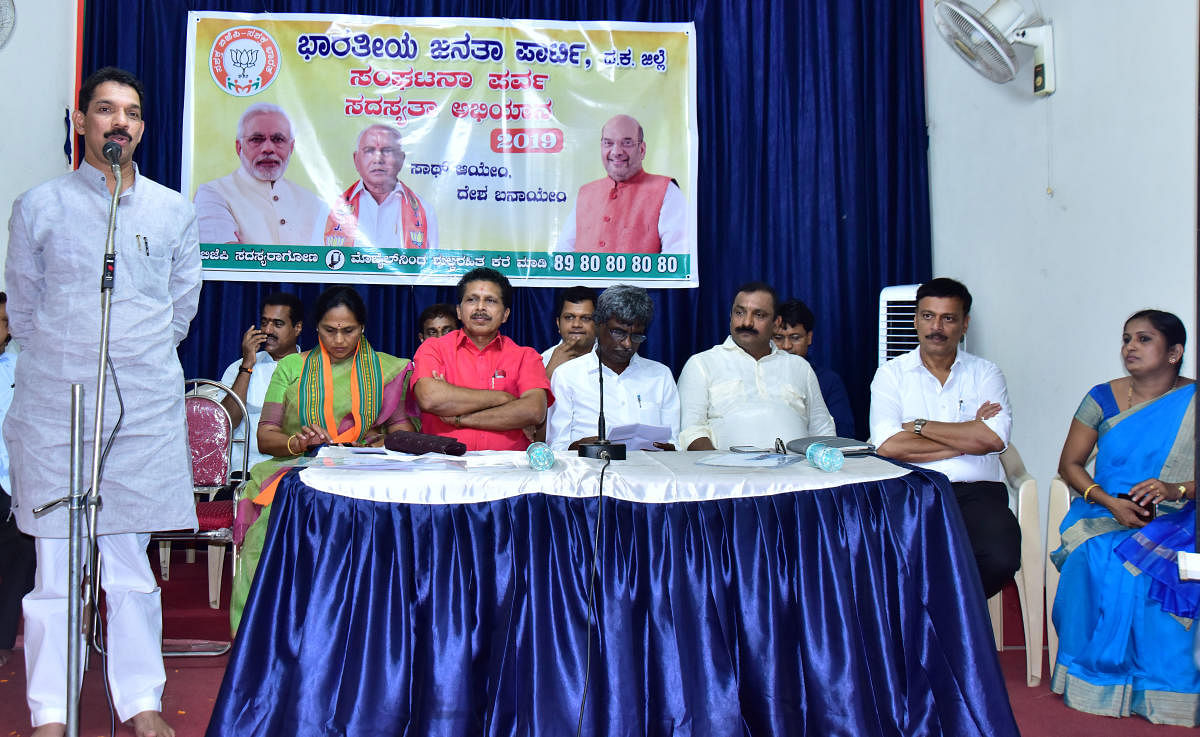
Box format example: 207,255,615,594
4,162,202,537
677,336,835,450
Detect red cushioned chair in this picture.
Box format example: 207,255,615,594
153,379,249,614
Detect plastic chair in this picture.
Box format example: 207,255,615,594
1044,449,1098,677
987,444,1044,687
153,379,249,610
1044,473,1072,677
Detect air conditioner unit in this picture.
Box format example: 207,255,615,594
878,284,968,366
879,285,919,366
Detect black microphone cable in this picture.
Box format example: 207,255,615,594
575,451,610,737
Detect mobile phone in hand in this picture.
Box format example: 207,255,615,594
1118,492,1157,519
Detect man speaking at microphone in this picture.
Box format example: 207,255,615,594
4,67,201,737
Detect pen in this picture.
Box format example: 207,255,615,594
637,394,642,407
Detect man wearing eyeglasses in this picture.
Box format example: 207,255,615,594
194,102,326,246
547,285,678,451
678,282,834,451
553,114,687,254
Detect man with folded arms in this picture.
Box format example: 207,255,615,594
547,285,678,451
678,282,833,450
868,277,1019,598
413,268,551,450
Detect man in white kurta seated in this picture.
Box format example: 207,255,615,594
548,285,678,451
194,102,326,245
214,291,303,471
541,286,597,379
678,282,834,450
553,114,687,254
321,123,439,250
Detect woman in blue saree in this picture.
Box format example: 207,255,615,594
1052,309,1197,725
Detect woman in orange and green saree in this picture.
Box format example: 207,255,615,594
230,286,416,632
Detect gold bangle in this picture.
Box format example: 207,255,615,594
286,434,299,455
1083,483,1099,502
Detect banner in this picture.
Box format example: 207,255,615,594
183,12,698,287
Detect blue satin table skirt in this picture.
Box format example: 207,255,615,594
206,464,1017,736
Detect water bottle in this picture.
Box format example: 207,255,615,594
527,441,556,471
806,442,845,472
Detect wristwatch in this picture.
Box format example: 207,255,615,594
913,418,927,436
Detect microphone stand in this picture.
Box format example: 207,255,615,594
33,150,121,737
578,350,626,461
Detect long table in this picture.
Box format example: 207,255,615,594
205,450,1019,736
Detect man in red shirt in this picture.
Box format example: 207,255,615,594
413,268,551,450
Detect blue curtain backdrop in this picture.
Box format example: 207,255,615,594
80,0,931,437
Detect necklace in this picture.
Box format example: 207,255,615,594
1128,375,1180,407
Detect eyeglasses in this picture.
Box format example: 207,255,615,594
600,137,642,150
608,328,648,345
242,133,291,147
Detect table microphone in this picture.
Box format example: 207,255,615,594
577,351,626,460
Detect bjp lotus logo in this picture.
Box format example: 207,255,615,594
210,26,281,97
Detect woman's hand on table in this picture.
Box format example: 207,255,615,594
293,425,332,452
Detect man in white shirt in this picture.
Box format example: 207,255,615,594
678,282,834,450
321,124,438,250
541,286,597,378
868,277,1019,598
548,285,678,451
217,292,303,471
194,103,326,245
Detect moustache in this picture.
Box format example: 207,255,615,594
105,129,131,140
926,332,947,341
471,311,491,320
735,327,758,335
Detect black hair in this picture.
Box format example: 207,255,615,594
262,291,303,325
418,303,459,332
1126,309,1187,371
79,67,145,113
313,285,367,328
554,286,598,317
734,281,778,316
457,267,512,308
777,299,815,333
916,277,973,315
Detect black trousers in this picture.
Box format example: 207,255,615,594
951,480,1021,599
0,491,36,649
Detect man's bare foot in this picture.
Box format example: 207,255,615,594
31,724,66,737
0,647,11,667
128,710,175,737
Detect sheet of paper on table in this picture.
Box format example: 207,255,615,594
695,452,809,468
606,423,671,450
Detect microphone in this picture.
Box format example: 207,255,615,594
578,350,626,460
102,141,122,167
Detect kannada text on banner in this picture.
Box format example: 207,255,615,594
183,12,698,287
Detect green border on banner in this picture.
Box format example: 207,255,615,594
201,245,690,281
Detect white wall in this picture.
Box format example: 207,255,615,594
0,1,79,290
924,1,1198,507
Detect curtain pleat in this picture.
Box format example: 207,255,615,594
207,468,1017,736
